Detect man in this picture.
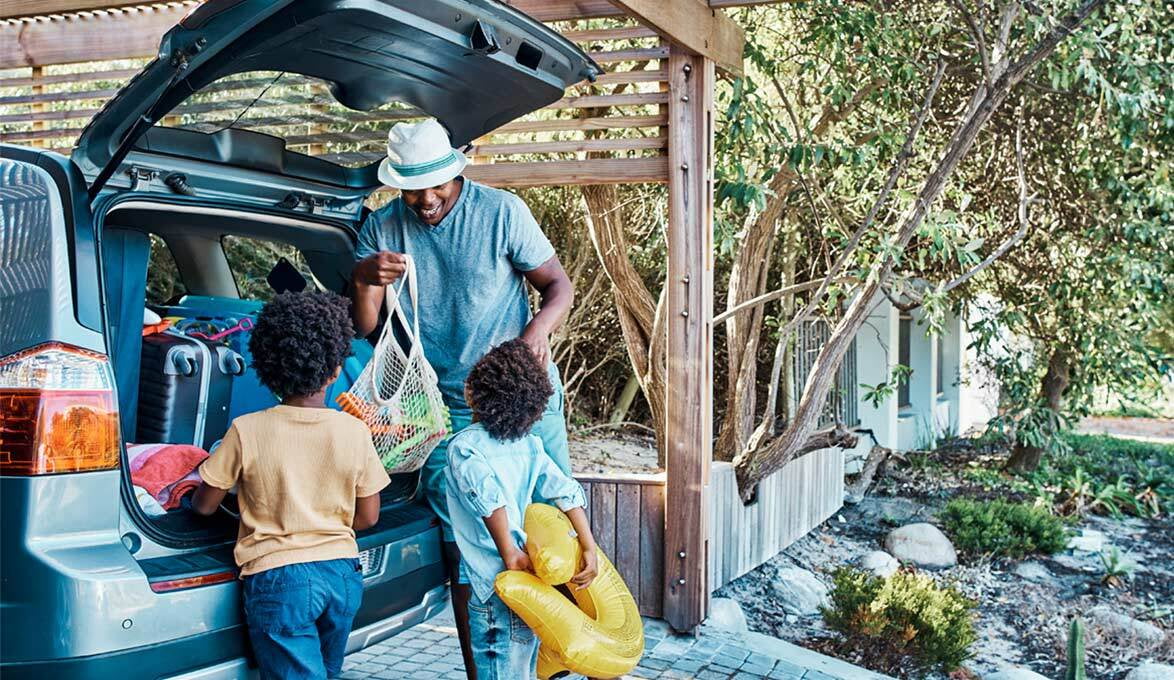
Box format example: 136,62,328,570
350,119,573,677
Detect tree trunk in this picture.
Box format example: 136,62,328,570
581,184,668,467
1006,348,1070,472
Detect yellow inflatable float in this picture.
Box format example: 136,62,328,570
494,503,645,679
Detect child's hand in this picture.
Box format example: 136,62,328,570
503,547,533,573
570,546,598,590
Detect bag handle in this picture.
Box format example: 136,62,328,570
370,255,421,407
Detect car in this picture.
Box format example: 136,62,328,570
0,1,598,677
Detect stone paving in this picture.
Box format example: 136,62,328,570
341,604,891,680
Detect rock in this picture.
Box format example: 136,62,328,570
1086,606,1165,646
857,550,900,578
1012,561,1056,585
1126,662,1174,680
884,523,957,569
985,668,1051,680
706,597,748,635
1067,528,1106,553
770,567,830,616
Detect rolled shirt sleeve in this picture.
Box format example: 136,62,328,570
354,209,384,260
198,423,242,490
532,439,586,512
447,442,507,518
505,195,556,272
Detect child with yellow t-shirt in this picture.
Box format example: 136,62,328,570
193,291,390,680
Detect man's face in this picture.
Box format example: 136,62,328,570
402,179,461,226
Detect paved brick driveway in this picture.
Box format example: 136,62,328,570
340,604,891,680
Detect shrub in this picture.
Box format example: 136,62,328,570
940,498,1069,559
822,568,977,675
1021,434,1173,518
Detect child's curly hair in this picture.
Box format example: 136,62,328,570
466,339,553,441
248,291,354,399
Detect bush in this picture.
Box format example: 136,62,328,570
941,499,1069,559
822,568,977,675
1022,433,1173,518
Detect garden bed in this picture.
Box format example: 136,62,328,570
716,430,1174,679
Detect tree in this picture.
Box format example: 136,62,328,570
714,0,1117,500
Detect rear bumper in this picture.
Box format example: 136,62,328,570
0,580,450,680
345,583,449,655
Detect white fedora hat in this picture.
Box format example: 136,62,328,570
376,119,468,191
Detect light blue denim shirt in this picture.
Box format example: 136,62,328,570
444,423,586,603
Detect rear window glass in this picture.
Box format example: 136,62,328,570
156,71,422,167
222,235,322,302
146,235,187,306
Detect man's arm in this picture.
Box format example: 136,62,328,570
350,253,405,337
521,255,574,365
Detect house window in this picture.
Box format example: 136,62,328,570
898,315,912,408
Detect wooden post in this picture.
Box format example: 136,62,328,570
662,45,714,633
30,66,45,148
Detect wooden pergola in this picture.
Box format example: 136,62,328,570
0,0,772,632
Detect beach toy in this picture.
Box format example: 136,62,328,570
495,504,644,679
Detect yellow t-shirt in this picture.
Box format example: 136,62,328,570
199,405,391,576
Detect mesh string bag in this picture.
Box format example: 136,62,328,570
337,256,450,473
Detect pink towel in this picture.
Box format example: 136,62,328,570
130,443,208,501
160,468,203,510
128,443,167,474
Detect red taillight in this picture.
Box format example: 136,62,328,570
0,343,121,475
150,571,237,593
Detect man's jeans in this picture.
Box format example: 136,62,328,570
467,592,539,679
243,558,363,679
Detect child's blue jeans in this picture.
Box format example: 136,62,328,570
243,558,363,680
467,592,539,679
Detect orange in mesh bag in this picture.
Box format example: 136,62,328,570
337,256,450,473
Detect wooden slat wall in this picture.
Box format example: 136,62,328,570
0,14,672,187
707,450,845,590
575,473,665,618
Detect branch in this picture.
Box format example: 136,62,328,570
939,128,1032,294
713,276,858,324
950,0,993,85
1006,0,1110,83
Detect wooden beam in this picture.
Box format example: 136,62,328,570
606,0,744,76
1,0,786,21
463,157,667,186
468,136,666,156
0,5,186,68
0,0,195,19
662,45,714,633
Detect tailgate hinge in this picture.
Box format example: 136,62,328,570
277,191,334,215
127,166,161,192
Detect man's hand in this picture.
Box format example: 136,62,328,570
352,251,407,287
521,323,551,365
503,547,533,573
570,546,598,590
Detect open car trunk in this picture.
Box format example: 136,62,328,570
100,199,419,549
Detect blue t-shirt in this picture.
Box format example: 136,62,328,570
355,178,556,411
444,423,586,603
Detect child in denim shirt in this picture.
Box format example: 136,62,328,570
445,339,598,679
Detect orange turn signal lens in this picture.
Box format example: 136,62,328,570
0,343,121,475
